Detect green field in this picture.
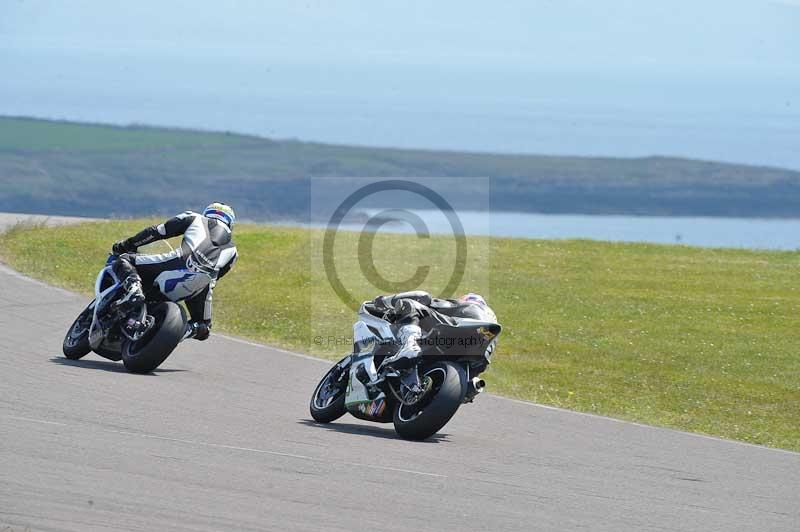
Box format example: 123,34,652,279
0,116,251,152
1,220,799,451
3,116,800,219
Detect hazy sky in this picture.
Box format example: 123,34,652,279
3,0,798,70
1,1,798,167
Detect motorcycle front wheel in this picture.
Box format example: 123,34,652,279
309,356,350,423
62,304,93,360
392,361,467,441
121,302,185,373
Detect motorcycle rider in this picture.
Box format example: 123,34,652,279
372,291,494,374
111,202,238,341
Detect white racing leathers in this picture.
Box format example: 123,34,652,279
113,211,237,322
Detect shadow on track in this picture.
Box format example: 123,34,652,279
49,357,187,374
297,419,450,443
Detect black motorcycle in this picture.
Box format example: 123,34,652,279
62,254,199,373
310,299,501,440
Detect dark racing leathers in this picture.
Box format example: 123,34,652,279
372,290,473,329
112,212,237,330
371,291,472,371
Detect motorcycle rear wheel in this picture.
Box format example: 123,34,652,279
392,361,466,441
122,302,185,373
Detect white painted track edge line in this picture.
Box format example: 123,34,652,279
494,396,800,456
0,262,76,297
216,334,330,365
5,415,68,426
3,415,445,478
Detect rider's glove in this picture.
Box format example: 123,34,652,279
190,321,211,341
112,240,136,255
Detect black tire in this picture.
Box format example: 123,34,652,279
309,357,350,423
122,302,185,373
63,304,93,360
392,361,467,441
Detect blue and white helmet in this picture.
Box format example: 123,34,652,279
203,202,236,228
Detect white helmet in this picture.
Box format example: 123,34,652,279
458,293,496,322
458,293,487,307
203,202,236,228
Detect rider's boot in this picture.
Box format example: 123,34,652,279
119,274,145,305
371,324,422,386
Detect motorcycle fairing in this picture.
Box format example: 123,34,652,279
345,353,377,407
343,320,393,421
349,393,391,423
88,265,121,349
345,354,392,422
87,262,143,359
419,319,502,359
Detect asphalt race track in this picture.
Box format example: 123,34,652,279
0,216,798,531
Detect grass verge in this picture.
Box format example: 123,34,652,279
1,220,798,451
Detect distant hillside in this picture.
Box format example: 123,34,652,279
2,116,800,219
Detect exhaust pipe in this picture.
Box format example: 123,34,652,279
464,377,486,403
